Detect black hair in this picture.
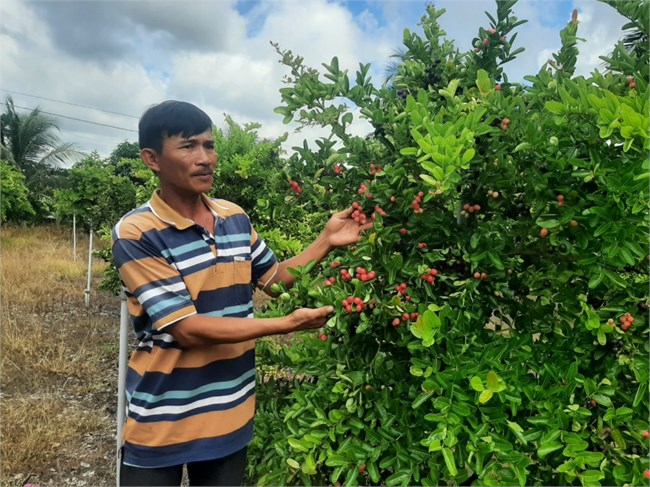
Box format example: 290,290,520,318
138,100,213,153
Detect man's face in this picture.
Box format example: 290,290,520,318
143,128,218,198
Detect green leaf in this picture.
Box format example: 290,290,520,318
592,393,612,407
476,69,491,96
442,447,458,476
538,441,563,458
470,376,485,391
479,390,493,404
287,458,300,469
588,269,604,289
545,100,566,115
513,142,531,152
603,270,626,289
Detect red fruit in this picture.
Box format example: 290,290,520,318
402,313,410,321
630,81,636,89
481,272,488,280
540,228,549,238
411,312,419,320
621,322,631,331
570,220,578,228
473,204,481,212
557,194,564,203
463,203,470,210
487,28,497,34
390,196,396,203
474,272,481,279
483,38,489,46
400,228,407,235
319,333,327,341
392,318,401,327
330,261,341,269
359,464,366,474
418,242,427,249
502,117,510,125
495,84,502,91
644,469,650,480
428,269,438,276
642,430,650,438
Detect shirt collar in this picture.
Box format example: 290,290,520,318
148,190,225,230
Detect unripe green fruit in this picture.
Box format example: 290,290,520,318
280,292,291,302
549,136,558,146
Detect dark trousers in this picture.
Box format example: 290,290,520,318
119,447,247,486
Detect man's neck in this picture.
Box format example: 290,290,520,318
158,190,214,229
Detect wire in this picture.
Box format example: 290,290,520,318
0,88,139,119
12,104,138,133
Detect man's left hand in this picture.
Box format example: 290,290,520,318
323,207,375,248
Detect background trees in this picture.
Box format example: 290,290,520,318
0,96,84,221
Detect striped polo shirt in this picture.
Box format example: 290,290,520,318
112,190,278,468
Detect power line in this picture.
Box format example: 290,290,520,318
12,104,138,133
0,88,139,119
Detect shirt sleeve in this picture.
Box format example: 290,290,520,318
112,236,197,331
250,225,278,287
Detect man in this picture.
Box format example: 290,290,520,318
112,100,372,486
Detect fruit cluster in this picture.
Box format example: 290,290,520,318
618,312,635,332
354,267,376,282
628,76,636,90
461,203,481,218
339,268,353,282
411,191,425,213
323,276,337,287
420,268,438,283
372,205,387,219
289,180,302,194
334,163,344,175
474,271,489,280
369,163,382,176
342,296,365,314
351,201,368,224
500,117,511,131
357,181,373,198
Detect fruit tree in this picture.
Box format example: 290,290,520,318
249,1,649,486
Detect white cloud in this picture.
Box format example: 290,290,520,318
0,0,632,160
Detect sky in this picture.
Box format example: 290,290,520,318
0,0,630,161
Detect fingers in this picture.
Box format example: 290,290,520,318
291,306,334,331
359,221,374,232
334,207,354,219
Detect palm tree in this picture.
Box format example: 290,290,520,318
0,96,83,175
1,96,84,219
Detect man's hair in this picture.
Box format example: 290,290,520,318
138,101,213,153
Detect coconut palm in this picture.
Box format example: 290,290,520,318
1,96,84,219
0,96,83,175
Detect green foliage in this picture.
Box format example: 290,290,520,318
52,152,137,229
1,96,84,221
251,2,649,486
0,160,35,222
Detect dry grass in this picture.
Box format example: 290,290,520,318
1,225,119,486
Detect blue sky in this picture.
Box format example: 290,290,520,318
1,0,629,158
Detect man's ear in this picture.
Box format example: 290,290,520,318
140,148,160,173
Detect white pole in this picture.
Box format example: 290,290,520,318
85,227,93,306
117,290,130,486
73,213,77,262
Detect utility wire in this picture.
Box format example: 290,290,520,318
12,104,138,133
0,88,139,119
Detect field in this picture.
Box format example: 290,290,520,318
2,225,122,486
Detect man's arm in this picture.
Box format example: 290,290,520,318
265,206,373,290
166,306,333,348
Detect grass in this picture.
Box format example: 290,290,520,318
1,225,118,486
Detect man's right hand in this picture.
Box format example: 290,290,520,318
286,306,334,332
